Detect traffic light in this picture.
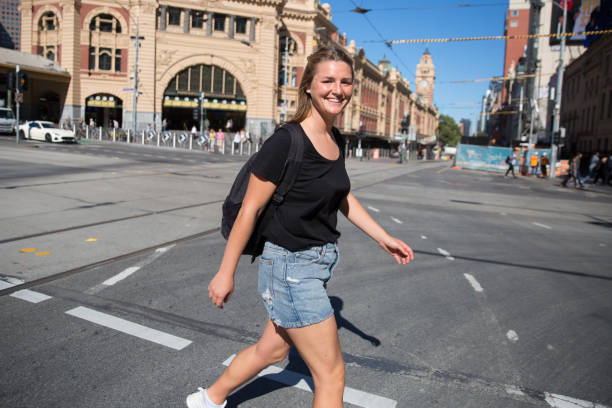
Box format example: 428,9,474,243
17,71,28,91
357,124,366,139
400,114,410,134
7,72,15,90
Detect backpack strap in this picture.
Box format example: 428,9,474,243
271,122,304,205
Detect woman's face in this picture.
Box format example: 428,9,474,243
307,60,353,120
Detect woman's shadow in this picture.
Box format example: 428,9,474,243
226,296,381,407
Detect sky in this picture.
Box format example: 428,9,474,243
326,0,510,132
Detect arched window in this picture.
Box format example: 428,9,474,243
39,12,58,31
46,48,55,61
88,13,124,73
89,14,122,33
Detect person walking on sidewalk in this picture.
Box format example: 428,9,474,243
530,152,539,176
583,152,600,184
561,153,584,189
505,148,518,178
186,46,414,408
540,152,549,177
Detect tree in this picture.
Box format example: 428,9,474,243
437,114,461,146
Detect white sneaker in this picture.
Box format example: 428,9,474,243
186,387,227,408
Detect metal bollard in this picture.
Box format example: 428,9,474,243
142,130,145,145
127,129,131,144
112,128,116,142
157,132,160,147
189,134,193,150
99,127,102,141
173,133,176,148
248,143,251,155
86,126,89,139
240,142,243,155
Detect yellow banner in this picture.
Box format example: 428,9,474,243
88,99,116,108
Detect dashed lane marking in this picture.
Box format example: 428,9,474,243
367,206,380,213
87,245,175,293
463,273,484,292
544,392,609,408
533,222,552,230
223,354,397,408
437,248,455,260
391,217,403,224
20,248,36,253
66,306,191,351
421,235,427,240
0,279,52,304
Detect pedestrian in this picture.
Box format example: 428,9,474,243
592,156,607,185
186,45,414,408
216,128,225,151
505,147,518,178
191,125,198,140
89,117,95,128
233,131,241,153
530,152,539,176
605,155,612,186
583,152,600,183
540,152,549,177
561,153,584,189
162,118,167,132
575,152,585,188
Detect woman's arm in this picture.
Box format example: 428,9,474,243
208,173,276,308
339,192,414,265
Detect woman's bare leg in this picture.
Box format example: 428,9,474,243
286,316,345,408
206,319,292,404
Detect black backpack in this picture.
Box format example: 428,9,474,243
221,123,305,260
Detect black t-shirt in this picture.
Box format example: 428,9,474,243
251,124,351,252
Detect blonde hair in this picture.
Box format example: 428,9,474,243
286,46,354,125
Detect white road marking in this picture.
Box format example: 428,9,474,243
421,235,427,240
544,392,609,408
506,330,519,343
533,222,552,230
463,273,484,292
368,206,380,213
223,354,397,408
88,244,175,293
391,217,403,224
505,385,525,396
437,248,451,257
0,279,52,303
102,266,141,286
66,306,191,350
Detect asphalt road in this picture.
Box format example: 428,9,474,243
1,137,611,408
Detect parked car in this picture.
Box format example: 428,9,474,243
0,107,16,135
18,121,77,143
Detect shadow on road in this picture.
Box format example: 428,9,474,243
225,296,380,407
415,249,612,281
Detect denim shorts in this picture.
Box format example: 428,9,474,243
257,241,339,329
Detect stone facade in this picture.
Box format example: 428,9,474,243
19,0,438,141
561,33,612,156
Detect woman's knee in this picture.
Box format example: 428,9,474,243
313,360,345,389
254,341,290,365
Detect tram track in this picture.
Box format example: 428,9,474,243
0,199,224,245
0,227,221,297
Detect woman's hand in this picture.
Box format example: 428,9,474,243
208,271,235,308
379,236,414,265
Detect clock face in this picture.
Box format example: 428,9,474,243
420,80,428,88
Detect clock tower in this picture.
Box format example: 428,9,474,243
415,49,435,106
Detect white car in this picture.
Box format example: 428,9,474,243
18,121,77,143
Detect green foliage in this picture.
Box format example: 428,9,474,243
437,114,461,147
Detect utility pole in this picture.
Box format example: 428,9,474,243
282,36,289,123
130,15,144,137
517,82,523,143
15,65,20,144
550,1,567,181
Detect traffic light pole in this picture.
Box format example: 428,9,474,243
550,1,567,181
15,65,20,144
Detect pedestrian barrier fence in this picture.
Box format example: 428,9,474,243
73,127,262,157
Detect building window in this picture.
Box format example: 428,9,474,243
192,11,204,29
235,17,247,34
90,14,121,33
214,14,226,31
168,8,181,26
511,10,519,16
39,12,57,31
510,20,518,28
88,14,124,73
45,47,55,61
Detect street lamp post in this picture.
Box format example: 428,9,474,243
130,15,143,137
550,0,568,181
